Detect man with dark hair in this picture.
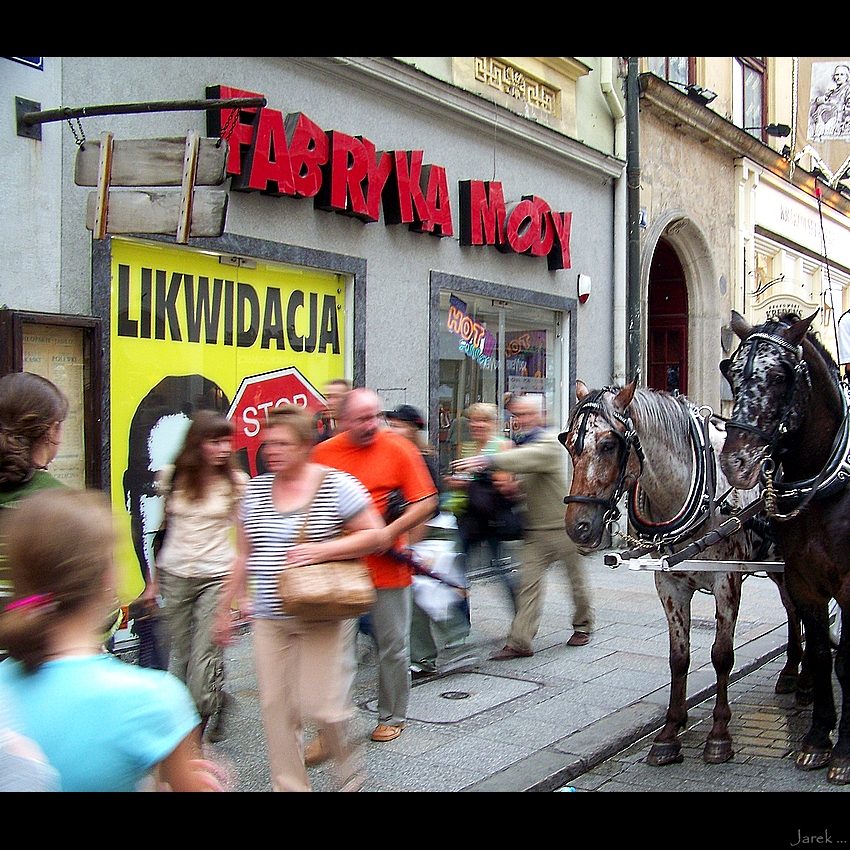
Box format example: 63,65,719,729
124,374,230,669
313,378,352,444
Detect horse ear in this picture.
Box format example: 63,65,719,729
613,379,636,411
730,310,752,340
576,380,590,401
786,310,819,345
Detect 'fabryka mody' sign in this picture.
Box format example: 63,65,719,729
208,85,572,271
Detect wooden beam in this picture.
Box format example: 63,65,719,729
75,137,228,187
92,131,114,241
85,188,227,237
176,131,200,244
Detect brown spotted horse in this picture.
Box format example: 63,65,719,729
719,310,850,784
560,378,810,767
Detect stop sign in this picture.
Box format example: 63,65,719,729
227,367,326,476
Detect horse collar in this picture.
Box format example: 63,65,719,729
769,380,850,512
626,401,715,548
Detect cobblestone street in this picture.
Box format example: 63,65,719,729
568,653,850,794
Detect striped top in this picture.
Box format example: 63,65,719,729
241,466,371,619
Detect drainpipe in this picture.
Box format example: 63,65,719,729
625,57,642,383
600,58,627,385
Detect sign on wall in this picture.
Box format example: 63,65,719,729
108,237,346,602
22,323,87,487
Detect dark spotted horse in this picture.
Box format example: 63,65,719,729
559,378,810,767
719,310,850,784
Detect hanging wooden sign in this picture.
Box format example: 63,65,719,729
84,188,228,237
74,136,228,187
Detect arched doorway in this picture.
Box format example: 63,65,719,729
648,239,688,395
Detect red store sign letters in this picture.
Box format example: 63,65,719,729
208,85,572,271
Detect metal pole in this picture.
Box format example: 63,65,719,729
626,58,642,383
19,96,267,127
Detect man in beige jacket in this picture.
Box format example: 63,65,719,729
454,393,593,658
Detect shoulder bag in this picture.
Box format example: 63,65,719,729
277,469,377,620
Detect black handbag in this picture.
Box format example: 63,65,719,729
464,473,524,542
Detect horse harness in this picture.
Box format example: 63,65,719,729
726,327,850,520
561,387,758,560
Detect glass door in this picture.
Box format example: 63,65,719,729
437,290,562,472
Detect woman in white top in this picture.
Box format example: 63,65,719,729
155,410,248,743
213,404,385,792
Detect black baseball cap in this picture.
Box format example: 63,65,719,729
385,404,425,429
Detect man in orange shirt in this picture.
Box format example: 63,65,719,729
312,388,438,742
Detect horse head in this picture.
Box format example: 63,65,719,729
559,378,644,548
719,310,818,490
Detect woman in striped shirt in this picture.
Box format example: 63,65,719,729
213,404,384,792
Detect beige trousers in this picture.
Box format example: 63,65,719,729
252,616,361,791
507,528,594,653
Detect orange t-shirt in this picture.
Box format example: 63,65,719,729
311,429,438,588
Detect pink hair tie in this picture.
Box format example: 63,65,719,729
4,593,54,613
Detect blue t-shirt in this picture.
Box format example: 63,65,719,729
0,652,200,792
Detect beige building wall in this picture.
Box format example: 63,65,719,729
639,108,736,413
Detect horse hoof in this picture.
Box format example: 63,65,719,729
796,748,831,771
795,687,814,707
774,673,798,695
646,742,683,766
828,758,850,785
703,738,734,764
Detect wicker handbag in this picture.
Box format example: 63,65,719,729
277,470,376,620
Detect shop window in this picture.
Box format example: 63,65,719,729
437,290,562,473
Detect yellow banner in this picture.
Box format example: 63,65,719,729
109,238,346,603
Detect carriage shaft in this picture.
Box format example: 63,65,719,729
624,557,784,573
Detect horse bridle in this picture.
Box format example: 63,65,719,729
725,326,850,517
559,388,645,523
725,330,810,445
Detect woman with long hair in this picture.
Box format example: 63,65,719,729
0,371,69,505
155,410,248,744
0,488,224,791
213,404,385,792
1,372,77,657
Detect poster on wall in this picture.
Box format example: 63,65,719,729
505,329,547,396
797,57,850,180
108,238,347,603
22,323,87,488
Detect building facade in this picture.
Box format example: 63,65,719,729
2,56,624,600
635,56,850,416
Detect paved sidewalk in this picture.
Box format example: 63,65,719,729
208,544,799,792
567,652,850,793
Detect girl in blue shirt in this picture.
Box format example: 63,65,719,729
0,488,225,792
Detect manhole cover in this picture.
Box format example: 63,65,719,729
363,671,540,724
440,691,471,700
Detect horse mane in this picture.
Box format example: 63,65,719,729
601,385,694,456
763,312,841,386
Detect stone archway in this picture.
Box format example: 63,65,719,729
641,210,724,412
